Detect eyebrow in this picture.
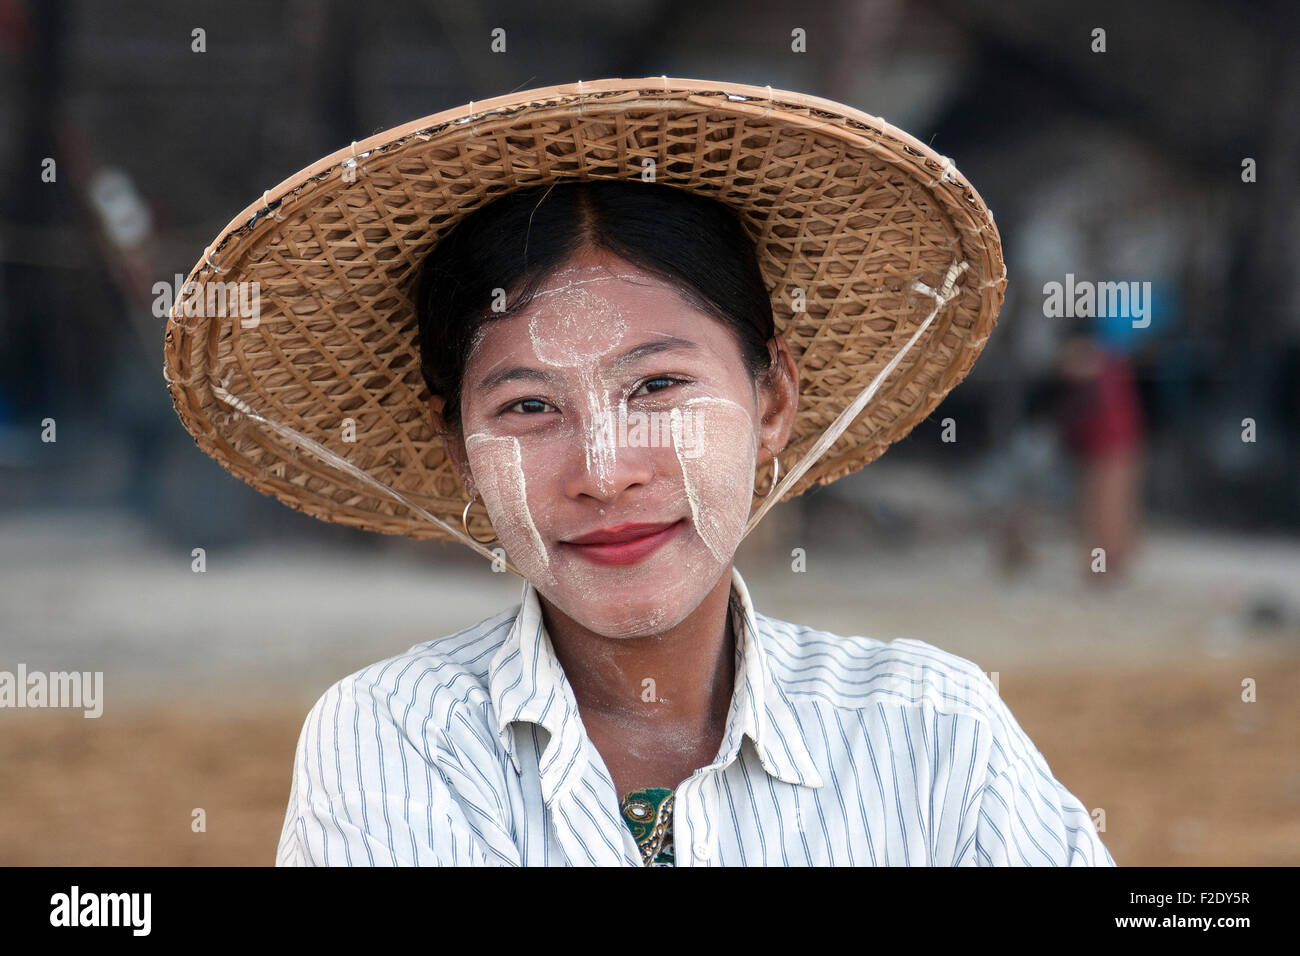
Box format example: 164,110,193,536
474,334,703,394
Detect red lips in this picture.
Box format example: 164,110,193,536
564,521,681,545
560,519,686,566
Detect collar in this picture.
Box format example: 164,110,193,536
487,566,823,805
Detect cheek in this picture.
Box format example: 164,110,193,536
463,433,558,589
672,397,758,564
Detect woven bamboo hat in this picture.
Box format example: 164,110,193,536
163,76,1006,561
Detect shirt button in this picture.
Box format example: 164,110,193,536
693,843,711,861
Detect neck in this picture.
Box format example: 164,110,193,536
539,566,737,736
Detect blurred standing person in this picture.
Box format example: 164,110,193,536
1057,335,1147,585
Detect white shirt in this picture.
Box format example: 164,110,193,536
276,567,1116,866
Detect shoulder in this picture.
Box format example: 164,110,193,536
752,612,1115,865
295,604,520,755
279,606,526,866
754,610,999,723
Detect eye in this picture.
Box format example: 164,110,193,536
498,376,690,417
632,376,690,397
501,397,556,416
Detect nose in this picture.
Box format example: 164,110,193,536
559,402,655,503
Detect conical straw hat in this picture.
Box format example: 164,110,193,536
163,76,1006,562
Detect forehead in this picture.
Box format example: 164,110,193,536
468,252,736,367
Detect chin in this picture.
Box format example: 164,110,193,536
540,572,701,640
516,525,737,638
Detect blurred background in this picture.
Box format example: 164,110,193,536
1,0,1297,865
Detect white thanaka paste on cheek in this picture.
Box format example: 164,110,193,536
671,396,757,566
464,432,558,590
670,407,711,557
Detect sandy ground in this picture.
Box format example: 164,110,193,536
2,654,1294,866
1,506,1297,865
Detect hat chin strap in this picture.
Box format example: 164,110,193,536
742,259,971,540
209,376,521,573
207,257,969,573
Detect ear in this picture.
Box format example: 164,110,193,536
755,334,799,465
428,394,476,497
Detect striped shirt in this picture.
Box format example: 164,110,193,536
276,567,1116,866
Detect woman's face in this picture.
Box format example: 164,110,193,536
441,245,790,639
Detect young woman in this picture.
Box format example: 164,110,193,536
164,78,1114,866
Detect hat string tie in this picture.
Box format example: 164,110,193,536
208,377,519,571
741,258,971,539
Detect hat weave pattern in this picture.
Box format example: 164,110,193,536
163,77,1006,552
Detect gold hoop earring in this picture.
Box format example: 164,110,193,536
754,448,781,498
461,495,497,544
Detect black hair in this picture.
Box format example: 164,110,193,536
414,179,776,434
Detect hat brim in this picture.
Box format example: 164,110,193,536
163,76,1006,547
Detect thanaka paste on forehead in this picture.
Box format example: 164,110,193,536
462,267,646,369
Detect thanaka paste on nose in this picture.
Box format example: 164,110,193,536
524,268,638,495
